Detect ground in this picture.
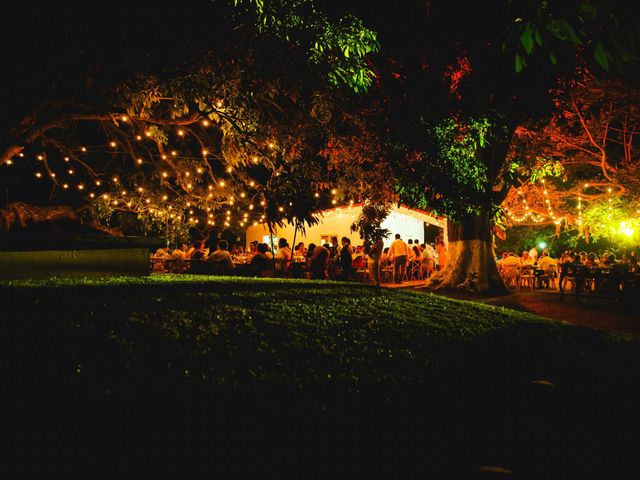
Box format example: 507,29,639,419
1,275,639,478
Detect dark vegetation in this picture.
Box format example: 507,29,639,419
2,276,638,477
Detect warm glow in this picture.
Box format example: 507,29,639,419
177,129,184,136
110,141,117,147
35,172,42,178
137,158,143,164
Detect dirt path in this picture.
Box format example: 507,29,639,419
429,289,640,336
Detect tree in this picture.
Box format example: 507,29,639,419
339,0,639,294
503,72,640,246
0,1,380,246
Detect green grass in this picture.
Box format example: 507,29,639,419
2,275,639,477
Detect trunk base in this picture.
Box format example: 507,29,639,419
424,239,507,296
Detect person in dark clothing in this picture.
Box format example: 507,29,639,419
309,243,329,280
340,236,353,281
250,243,273,275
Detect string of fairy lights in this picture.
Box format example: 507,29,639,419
2,117,351,230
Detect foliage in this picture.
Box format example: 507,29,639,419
0,0,381,243
350,202,390,244
233,0,379,93
394,117,506,221
506,0,638,73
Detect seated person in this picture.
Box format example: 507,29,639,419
250,243,274,274
152,247,170,258
295,242,307,257
190,240,207,260
521,251,535,265
205,240,235,273
248,241,259,256
502,253,522,266
497,252,510,265
275,238,292,273
309,243,330,280
584,252,599,268
352,245,367,270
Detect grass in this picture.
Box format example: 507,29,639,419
2,274,639,478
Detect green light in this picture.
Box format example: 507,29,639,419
538,241,547,249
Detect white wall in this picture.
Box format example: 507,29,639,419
245,205,446,250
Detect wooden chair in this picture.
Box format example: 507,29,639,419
501,264,519,290
519,265,535,290
380,259,394,283
409,259,423,281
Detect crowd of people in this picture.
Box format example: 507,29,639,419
497,244,639,290
151,233,449,284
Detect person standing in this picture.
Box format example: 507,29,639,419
388,233,409,284
436,237,448,271
339,237,354,281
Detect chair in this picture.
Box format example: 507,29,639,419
409,259,423,281
519,265,535,290
380,259,394,284
355,266,372,284
501,265,519,290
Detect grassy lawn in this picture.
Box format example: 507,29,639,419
2,275,639,477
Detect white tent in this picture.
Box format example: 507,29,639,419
245,205,447,249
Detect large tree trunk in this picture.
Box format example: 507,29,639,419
425,212,506,295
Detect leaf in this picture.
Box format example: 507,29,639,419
534,28,543,46
520,24,534,54
549,52,557,65
594,41,610,71
514,54,524,73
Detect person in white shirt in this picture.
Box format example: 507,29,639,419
521,251,535,265
388,233,409,283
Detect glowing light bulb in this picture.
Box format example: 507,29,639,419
110,141,117,147
162,172,168,178
177,130,184,136
35,172,42,178
202,120,209,127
